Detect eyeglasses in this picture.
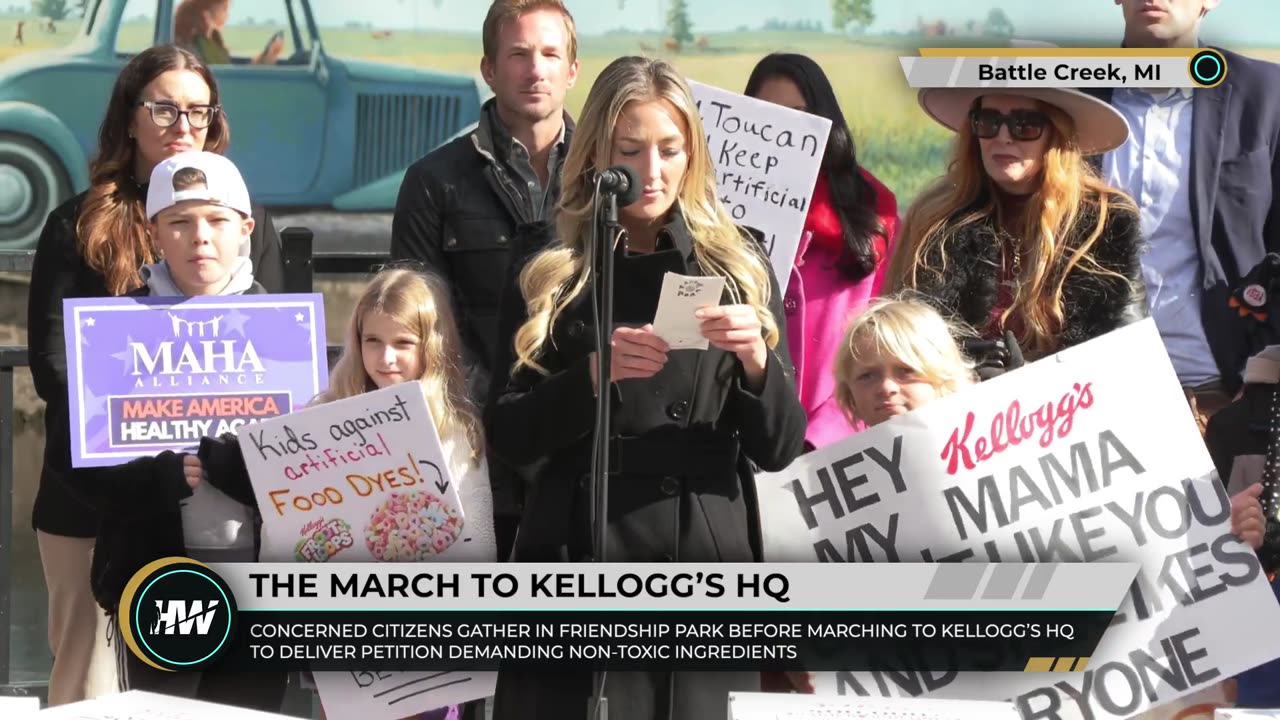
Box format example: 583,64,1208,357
137,101,220,129
969,108,1049,142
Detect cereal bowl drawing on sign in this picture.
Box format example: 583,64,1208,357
366,489,464,561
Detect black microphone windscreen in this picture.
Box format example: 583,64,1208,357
616,165,643,207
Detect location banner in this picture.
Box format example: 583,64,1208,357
63,294,327,468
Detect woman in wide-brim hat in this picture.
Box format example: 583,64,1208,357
884,85,1148,365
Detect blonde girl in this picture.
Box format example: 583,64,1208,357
193,268,493,720
833,297,977,428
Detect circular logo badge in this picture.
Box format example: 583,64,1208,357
1188,49,1227,88
119,557,237,671
1244,284,1267,308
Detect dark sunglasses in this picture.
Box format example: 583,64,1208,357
969,108,1049,141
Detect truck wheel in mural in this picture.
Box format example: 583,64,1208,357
0,133,69,251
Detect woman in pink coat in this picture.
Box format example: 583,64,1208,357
745,53,900,451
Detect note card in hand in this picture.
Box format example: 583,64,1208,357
651,272,727,350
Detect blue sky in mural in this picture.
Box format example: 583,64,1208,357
295,0,1279,45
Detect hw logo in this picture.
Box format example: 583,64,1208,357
150,599,221,636
120,558,237,671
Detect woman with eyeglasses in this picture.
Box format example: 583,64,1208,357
885,87,1147,364
25,44,284,707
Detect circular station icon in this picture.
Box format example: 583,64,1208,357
1188,49,1227,89
118,557,238,671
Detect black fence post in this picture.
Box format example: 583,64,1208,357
280,227,315,294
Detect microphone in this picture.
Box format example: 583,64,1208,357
594,165,642,207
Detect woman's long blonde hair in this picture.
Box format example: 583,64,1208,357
511,56,778,375
886,96,1137,358
314,268,484,464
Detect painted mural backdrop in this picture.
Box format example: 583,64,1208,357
0,0,1276,249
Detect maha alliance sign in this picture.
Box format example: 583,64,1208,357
63,294,327,468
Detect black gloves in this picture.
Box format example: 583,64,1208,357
963,330,1026,381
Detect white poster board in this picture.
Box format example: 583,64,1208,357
757,320,1280,719
243,383,468,563
729,692,1021,719
1217,711,1280,719
242,382,496,719
2,696,40,719
690,80,832,294
37,691,291,718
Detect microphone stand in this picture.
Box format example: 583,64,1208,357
588,178,618,720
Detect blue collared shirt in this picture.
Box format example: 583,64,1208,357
1104,87,1219,386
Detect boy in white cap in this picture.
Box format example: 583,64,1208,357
142,150,264,297
65,151,287,710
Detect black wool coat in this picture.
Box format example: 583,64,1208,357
483,208,807,720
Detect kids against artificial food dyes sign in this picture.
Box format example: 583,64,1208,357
241,381,496,719
242,381,470,563
62,294,327,468
756,319,1280,720
690,79,831,294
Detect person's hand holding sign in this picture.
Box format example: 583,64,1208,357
182,454,204,490
697,305,767,391
1230,483,1266,550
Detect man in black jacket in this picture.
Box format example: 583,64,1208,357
1095,0,1280,428
390,0,579,560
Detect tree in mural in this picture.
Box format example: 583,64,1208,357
667,0,693,51
831,0,874,34
31,0,68,21
985,8,1015,37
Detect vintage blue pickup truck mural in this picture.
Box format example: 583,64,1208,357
0,0,487,249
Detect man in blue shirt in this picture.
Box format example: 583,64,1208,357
1100,3,1280,709
1098,0,1280,432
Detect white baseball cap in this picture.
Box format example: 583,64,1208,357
146,151,251,220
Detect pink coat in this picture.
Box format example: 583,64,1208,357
783,169,899,450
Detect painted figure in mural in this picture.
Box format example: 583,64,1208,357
173,0,285,65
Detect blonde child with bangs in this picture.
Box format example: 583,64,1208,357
833,297,977,428
192,267,493,720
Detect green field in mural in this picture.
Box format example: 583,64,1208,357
1,17,1277,205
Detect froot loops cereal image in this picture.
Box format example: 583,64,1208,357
294,518,355,562
366,491,464,561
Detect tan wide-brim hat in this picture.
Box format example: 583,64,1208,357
918,86,1132,155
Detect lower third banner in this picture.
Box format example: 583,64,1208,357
116,560,1134,673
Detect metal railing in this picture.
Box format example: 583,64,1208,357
0,228,388,702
